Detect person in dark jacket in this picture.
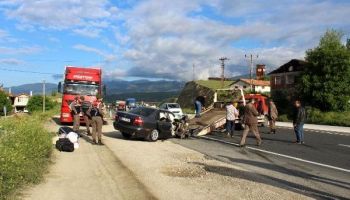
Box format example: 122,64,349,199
293,100,306,144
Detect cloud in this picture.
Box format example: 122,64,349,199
0,29,18,43
112,0,350,81
0,46,41,55
104,69,127,80
0,58,24,65
0,29,8,39
73,28,102,38
73,44,117,64
1,0,116,33
48,37,60,43
1,0,349,81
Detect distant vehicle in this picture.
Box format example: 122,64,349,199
126,98,136,110
58,66,102,124
159,103,184,119
116,100,126,111
114,107,175,141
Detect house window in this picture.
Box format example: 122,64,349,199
286,75,295,84
262,86,265,89
243,86,247,89
274,76,281,85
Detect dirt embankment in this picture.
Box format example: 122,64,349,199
177,81,214,109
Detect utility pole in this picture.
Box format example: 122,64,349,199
245,54,258,91
43,80,46,113
219,57,229,88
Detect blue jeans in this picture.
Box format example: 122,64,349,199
226,120,235,135
194,100,202,117
294,123,304,142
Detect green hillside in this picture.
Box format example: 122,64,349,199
195,80,234,90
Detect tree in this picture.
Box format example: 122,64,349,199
27,95,55,112
298,30,350,111
0,90,12,115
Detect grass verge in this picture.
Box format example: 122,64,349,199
0,105,59,199
278,108,350,127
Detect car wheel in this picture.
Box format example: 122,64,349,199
147,129,159,142
121,132,132,139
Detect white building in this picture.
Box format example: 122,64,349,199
14,94,30,113
230,79,271,93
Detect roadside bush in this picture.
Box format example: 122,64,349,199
276,107,350,127
278,114,290,122
182,107,195,114
0,115,53,199
307,108,350,127
0,90,12,116
27,95,55,112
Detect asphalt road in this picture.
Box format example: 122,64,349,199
210,126,350,170
170,126,350,200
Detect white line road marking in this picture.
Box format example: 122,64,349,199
198,135,350,173
276,126,350,136
338,144,350,148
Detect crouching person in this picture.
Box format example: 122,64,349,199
87,96,104,145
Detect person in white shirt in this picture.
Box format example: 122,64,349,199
226,101,239,137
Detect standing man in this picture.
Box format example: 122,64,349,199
194,95,206,118
226,101,239,137
268,99,278,134
80,96,92,135
239,99,262,147
293,100,306,144
70,96,82,132
88,96,104,145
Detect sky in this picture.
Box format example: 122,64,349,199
0,0,349,87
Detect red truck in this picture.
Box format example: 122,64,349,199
58,66,102,124
242,93,269,126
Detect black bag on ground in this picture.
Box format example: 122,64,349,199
58,126,74,135
55,138,74,152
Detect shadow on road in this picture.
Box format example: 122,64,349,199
215,156,350,199
192,160,348,200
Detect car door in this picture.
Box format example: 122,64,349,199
157,111,173,138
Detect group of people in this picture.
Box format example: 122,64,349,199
69,95,104,145
224,98,307,147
